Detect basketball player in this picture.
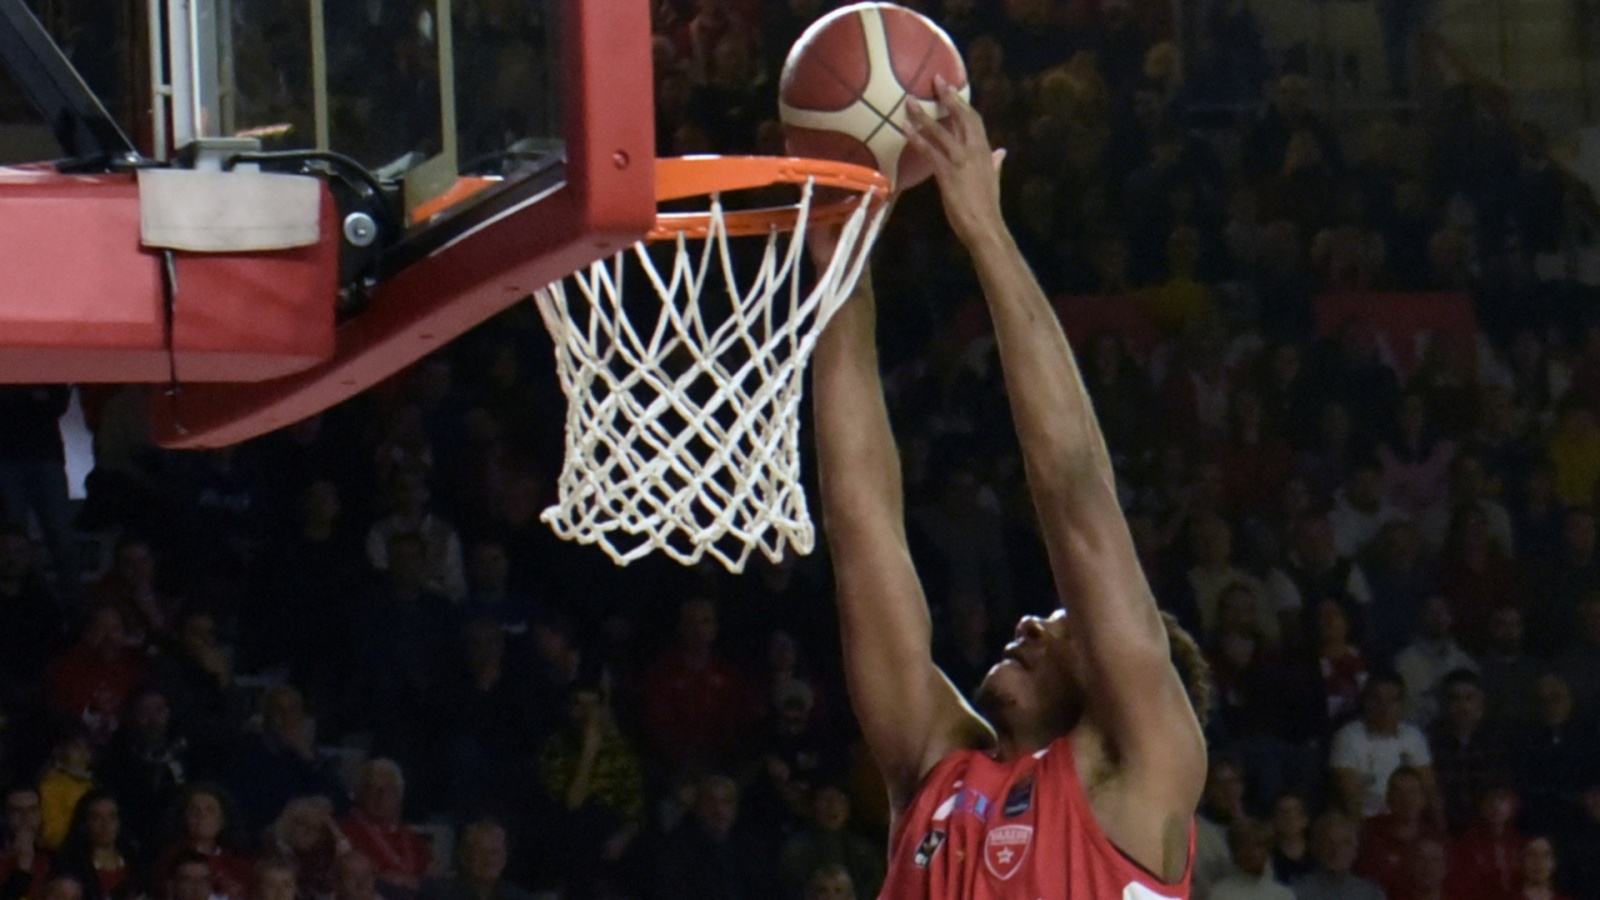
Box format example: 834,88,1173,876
809,77,1211,898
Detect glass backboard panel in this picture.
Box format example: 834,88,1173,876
221,0,563,221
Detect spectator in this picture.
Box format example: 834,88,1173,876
1195,757,1251,897
1558,784,1600,900
1313,599,1369,730
365,478,466,604
1,786,49,900
1329,673,1439,820
349,532,461,750
534,667,644,899
1329,457,1407,560
1269,793,1316,886
154,787,251,900
1436,504,1519,655
1266,512,1373,649
1446,785,1523,900
168,852,221,900
247,479,363,719
1394,596,1479,726
1479,606,1550,726
1361,519,1435,665
802,863,856,900
1244,74,1342,179
744,677,843,845
1553,598,1600,714
98,689,188,850
1378,393,1457,520
339,761,432,900
38,726,95,851
53,791,143,900
1428,670,1512,831
223,686,347,836
1417,451,1514,556
1514,836,1570,900
1354,767,1446,897
429,617,539,817
332,853,379,900
90,537,175,649
778,786,883,900
39,876,86,900
0,387,78,592
1394,837,1450,900
1514,673,1600,834
1187,516,1271,642
654,776,772,900
416,820,530,900
250,859,298,900
639,597,759,778
46,607,145,745
267,797,349,900
1292,812,1384,900
1211,818,1295,900
145,612,244,764
1524,507,1600,658
460,540,535,643
0,525,65,709
1547,402,1600,508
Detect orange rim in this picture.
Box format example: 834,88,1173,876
651,155,889,241
405,157,890,236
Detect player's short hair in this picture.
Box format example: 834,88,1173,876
1161,611,1212,728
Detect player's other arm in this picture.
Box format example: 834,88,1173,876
908,82,1205,800
810,232,991,811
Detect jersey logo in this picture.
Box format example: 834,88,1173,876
984,824,1033,881
1003,774,1035,817
913,830,946,868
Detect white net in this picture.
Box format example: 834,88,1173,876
532,176,886,571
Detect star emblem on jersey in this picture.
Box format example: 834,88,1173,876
777,5,970,184
984,824,1034,881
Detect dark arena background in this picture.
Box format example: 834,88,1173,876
2,1,1600,899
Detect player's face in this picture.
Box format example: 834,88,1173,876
975,610,1083,734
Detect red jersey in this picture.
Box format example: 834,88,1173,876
881,734,1193,900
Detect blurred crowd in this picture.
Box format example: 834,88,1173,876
3,1,1600,900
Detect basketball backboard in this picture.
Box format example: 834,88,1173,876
138,0,656,447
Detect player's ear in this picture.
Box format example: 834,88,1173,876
992,149,1007,176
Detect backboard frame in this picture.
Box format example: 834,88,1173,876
148,0,656,448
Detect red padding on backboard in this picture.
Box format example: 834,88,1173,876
0,168,167,382
0,166,337,384
170,192,338,382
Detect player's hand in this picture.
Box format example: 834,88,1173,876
904,76,1007,248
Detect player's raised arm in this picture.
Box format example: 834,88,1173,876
809,227,992,812
906,81,1205,803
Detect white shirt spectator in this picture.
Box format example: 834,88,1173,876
1264,565,1372,616
1328,487,1408,558
1329,719,1432,817
1395,637,1479,726
366,512,467,602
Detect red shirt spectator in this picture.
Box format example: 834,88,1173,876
1446,786,1522,900
641,597,760,776
339,760,432,899
154,788,251,900
1356,767,1446,897
46,606,145,744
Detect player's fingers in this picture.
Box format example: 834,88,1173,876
934,74,983,141
904,102,957,161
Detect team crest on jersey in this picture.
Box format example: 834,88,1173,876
983,824,1033,881
914,830,946,868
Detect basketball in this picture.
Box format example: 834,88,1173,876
778,2,969,190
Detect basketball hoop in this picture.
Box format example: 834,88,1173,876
532,155,890,571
